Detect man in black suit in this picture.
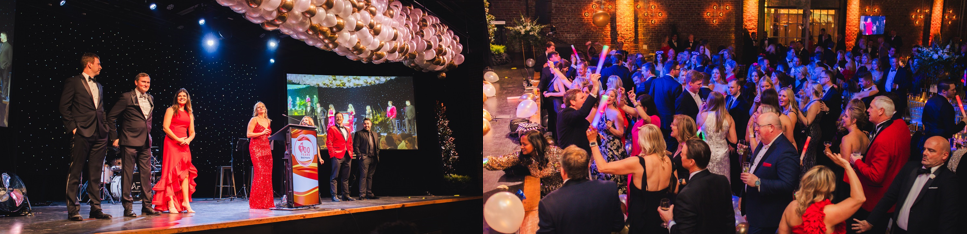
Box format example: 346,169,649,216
600,53,633,92
557,74,602,154
537,145,624,234
726,79,751,193
852,136,960,234
59,53,112,221
658,139,735,234
675,70,704,121
540,51,562,138
819,70,842,144
739,112,800,234
106,73,160,217
353,118,380,200
887,30,903,52
919,80,966,162
683,34,697,52
635,62,657,97
646,61,683,152
881,56,910,113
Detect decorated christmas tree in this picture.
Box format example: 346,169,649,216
436,101,459,175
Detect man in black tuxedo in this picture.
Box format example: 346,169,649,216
646,61,683,152
635,62,657,97
675,70,704,121
107,73,160,217
537,145,624,234
683,34,697,52
881,56,910,114
600,53,633,91
886,30,903,52
658,139,735,234
59,53,112,221
919,80,966,162
852,136,960,234
353,118,380,200
556,74,602,154
739,112,800,234
819,70,842,144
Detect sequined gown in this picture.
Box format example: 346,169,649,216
484,146,564,196
249,123,274,209
152,110,197,212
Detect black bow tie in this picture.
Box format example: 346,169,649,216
88,77,97,83
891,69,897,72
917,167,931,175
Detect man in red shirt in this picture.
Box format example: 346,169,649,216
327,112,354,202
847,96,910,234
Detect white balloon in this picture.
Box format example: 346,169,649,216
261,0,282,11
321,13,337,27
423,49,436,60
483,82,497,97
261,8,277,21
357,29,373,47
372,0,388,13
245,14,265,24
286,12,304,26
484,71,498,82
217,0,235,7
246,9,262,19
231,5,247,13
332,0,348,17
312,0,327,6
311,7,327,23
293,0,311,13
516,99,538,118
342,14,357,33
356,12,371,27
454,53,465,65
455,43,463,54
347,34,358,47
368,38,381,50
526,58,536,67
337,30,351,45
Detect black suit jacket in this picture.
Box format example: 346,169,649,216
887,35,903,50
866,164,959,234
60,74,108,138
537,179,624,234
879,67,912,94
0,41,11,71
741,135,800,227
671,170,735,234
922,95,967,139
727,94,751,140
556,94,598,153
352,129,380,160
107,90,154,147
820,86,842,142
646,75,683,131
675,90,700,121
600,65,633,91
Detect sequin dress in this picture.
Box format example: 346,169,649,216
249,123,274,209
484,146,564,196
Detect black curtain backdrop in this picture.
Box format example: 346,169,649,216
1,0,485,203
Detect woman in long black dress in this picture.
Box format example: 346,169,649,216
669,114,698,191
588,124,674,234
797,83,829,177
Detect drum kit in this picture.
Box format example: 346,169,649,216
79,157,161,204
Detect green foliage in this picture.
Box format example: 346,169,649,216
506,15,545,51
490,44,506,55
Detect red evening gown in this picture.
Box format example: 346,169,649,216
152,110,198,212
791,199,846,234
249,123,274,209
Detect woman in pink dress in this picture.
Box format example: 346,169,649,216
246,101,274,209
326,104,335,129
153,88,198,213
777,152,865,234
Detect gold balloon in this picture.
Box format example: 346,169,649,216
483,109,493,121
332,17,346,32
416,30,424,38
592,10,610,27
373,51,386,60
354,19,365,32
368,6,377,15
371,23,382,35
303,5,317,18
374,41,385,51
261,21,281,31
271,12,288,25
247,0,262,8
322,0,334,9
386,9,395,17
419,18,429,27
483,92,487,103
391,31,399,41
483,118,491,135
278,0,295,13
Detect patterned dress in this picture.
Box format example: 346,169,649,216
791,199,846,234
592,111,629,194
484,146,564,196
249,123,274,209
701,112,731,182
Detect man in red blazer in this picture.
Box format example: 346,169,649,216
846,96,910,234
327,112,354,202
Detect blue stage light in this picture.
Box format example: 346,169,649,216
270,58,275,63
206,39,215,47
268,40,277,49
149,3,157,10
60,1,66,6
198,19,206,25
202,34,219,53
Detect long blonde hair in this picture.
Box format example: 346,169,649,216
638,124,667,157
779,87,801,117
795,166,837,215
702,92,729,132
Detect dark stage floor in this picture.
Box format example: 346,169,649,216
2,196,476,234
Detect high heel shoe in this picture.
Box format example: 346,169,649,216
182,201,195,213
167,202,180,213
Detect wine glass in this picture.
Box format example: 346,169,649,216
659,198,672,228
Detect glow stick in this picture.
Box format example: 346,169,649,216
800,136,812,165
958,95,967,117
594,45,610,74
571,45,580,63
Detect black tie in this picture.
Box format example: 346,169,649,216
89,77,97,83
917,167,931,175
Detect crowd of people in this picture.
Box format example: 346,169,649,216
486,31,967,233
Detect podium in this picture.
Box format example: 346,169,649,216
269,124,321,208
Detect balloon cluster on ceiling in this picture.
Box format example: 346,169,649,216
215,0,466,72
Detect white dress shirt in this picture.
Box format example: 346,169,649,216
82,73,98,108
687,89,703,109
136,90,150,118
886,68,898,92
896,165,941,230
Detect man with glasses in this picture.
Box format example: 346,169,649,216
738,112,800,234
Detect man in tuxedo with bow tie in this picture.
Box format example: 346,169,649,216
846,96,911,234
60,53,113,221
852,136,959,234
657,139,735,234
880,56,910,114
726,79,751,192
107,73,161,217
675,70,704,121
739,112,800,234
327,112,355,202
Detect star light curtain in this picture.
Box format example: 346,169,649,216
216,0,466,72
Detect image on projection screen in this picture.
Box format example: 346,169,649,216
286,74,418,150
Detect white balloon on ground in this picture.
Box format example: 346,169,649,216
484,71,498,82
483,192,525,234
526,58,535,67
483,81,496,97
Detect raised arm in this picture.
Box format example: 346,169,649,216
822,148,866,225
588,128,640,175
483,151,523,171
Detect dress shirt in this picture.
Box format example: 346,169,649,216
136,90,150,118
896,165,941,230
687,89,703,109
82,73,98,108
751,133,784,173
339,126,349,141
886,68,898,92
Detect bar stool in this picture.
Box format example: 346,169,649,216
216,165,237,200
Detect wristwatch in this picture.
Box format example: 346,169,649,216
590,141,599,147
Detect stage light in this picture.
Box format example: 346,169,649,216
198,19,206,25
206,39,215,46
149,3,157,10
270,58,275,63
268,40,277,49
202,33,219,53
60,0,66,6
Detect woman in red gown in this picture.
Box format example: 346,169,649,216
153,88,198,213
777,151,865,234
247,101,274,209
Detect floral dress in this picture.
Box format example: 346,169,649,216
592,111,629,194
484,146,564,196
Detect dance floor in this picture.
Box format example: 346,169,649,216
2,196,480,234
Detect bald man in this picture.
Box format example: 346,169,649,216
852,136,959,234
739,112,800,234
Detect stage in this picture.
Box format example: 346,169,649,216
2,196,481,234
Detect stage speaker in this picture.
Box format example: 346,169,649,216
534,0,551,24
